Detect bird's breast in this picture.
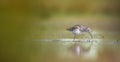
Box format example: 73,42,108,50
72,29,80,35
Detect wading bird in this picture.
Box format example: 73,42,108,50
67,25,93,42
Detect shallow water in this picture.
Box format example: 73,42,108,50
1,15,120,62
22,39,120,62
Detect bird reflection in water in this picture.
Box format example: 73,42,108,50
72,43,81,56
71,40,93,56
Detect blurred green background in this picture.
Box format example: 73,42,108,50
0,0,120,62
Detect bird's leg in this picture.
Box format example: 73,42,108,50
78,35,81,42
73,35,76,42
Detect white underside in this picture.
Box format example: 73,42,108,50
72,29,80,35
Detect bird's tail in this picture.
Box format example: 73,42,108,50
66,28,72,31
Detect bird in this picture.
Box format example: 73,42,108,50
66,25,93,42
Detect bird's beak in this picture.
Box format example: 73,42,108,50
88,31,93,38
